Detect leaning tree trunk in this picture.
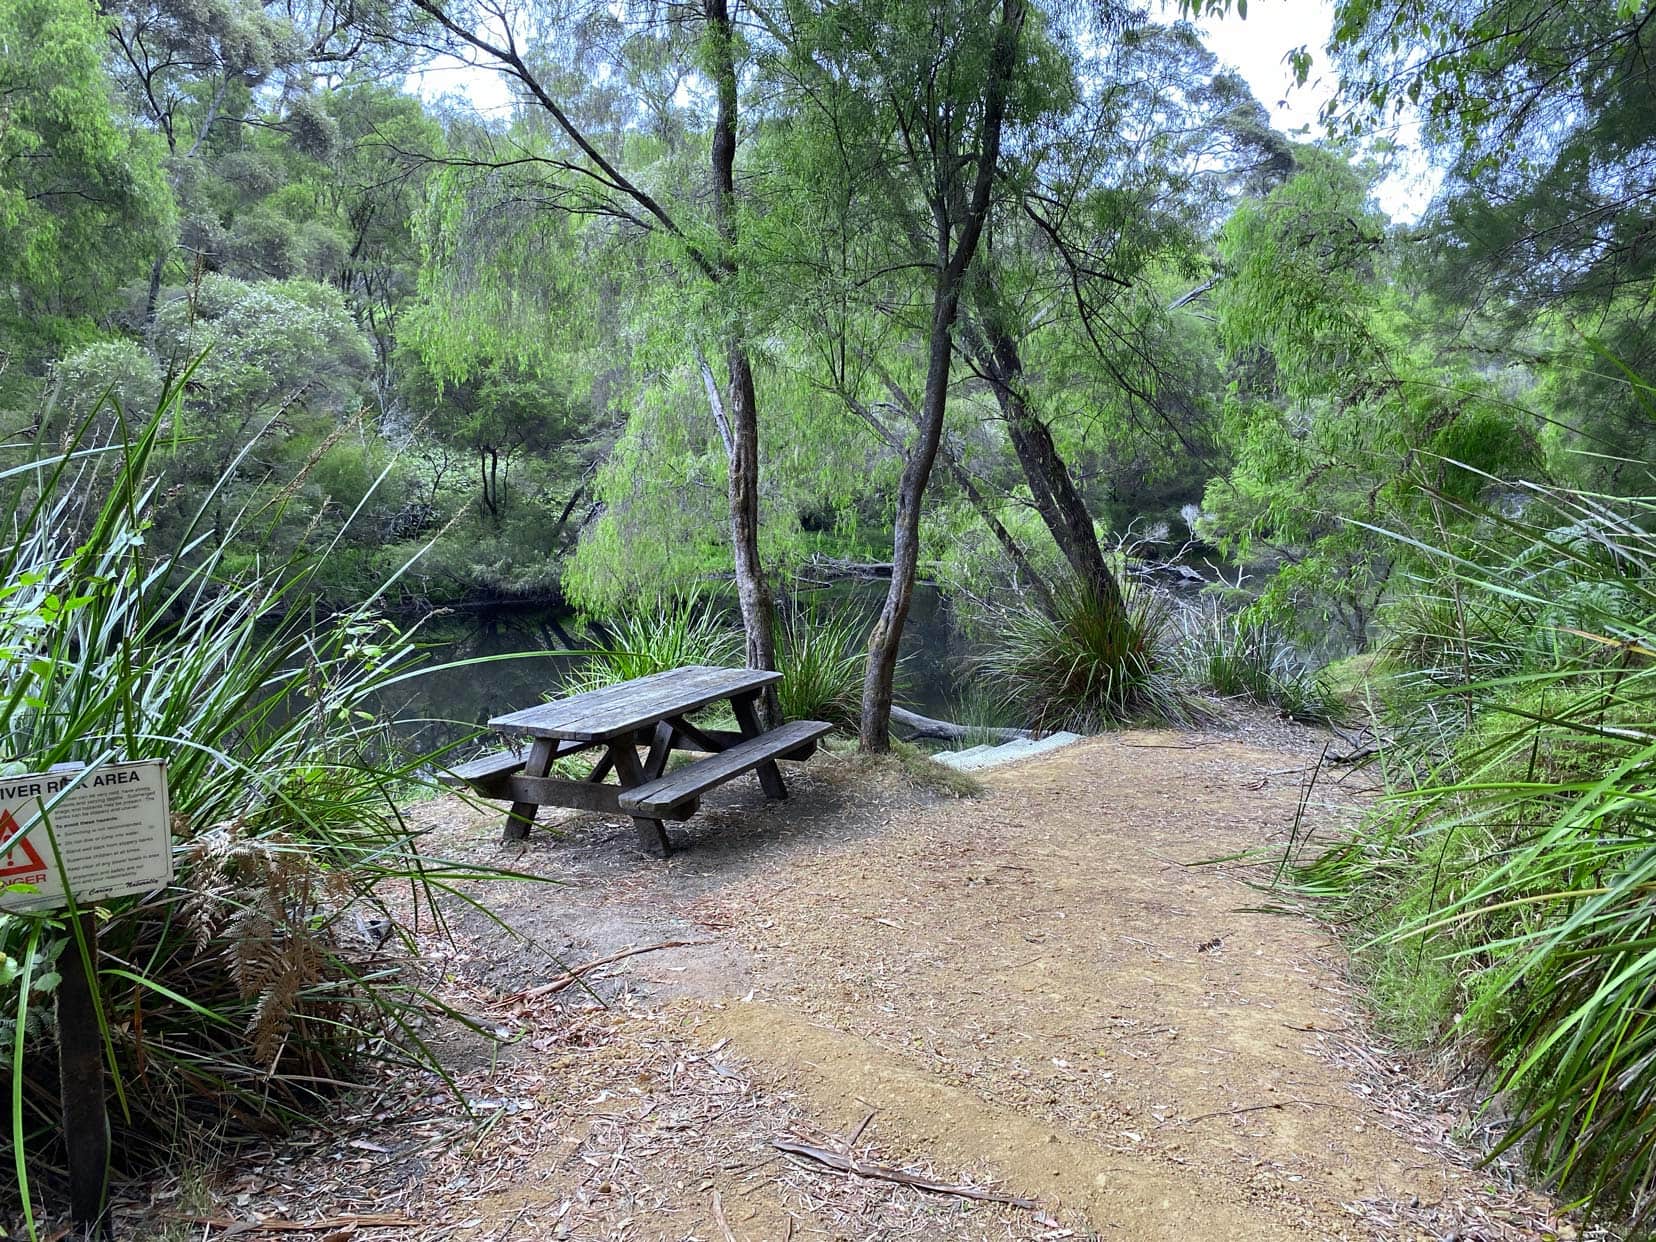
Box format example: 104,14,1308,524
860,299,956,750
980,320,1126,617
858,361,1055,615
707,0,779,710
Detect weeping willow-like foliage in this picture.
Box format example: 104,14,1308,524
1200,149,1543,647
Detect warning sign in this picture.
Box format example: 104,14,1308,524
0,761,172,914
0,811,47,881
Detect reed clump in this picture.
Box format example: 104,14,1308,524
1,383,507,1228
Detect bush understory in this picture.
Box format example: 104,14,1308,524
1287,482,1656,1227
1174,603,1342,724
563,591,869,731
975,574,1191,731
0,393,513,1232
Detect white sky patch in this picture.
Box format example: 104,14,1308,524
409,56,517,118
1192,0,1441,222
409,57,508,114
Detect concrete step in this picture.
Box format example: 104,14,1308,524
946,730,1085,772
934,744,994,770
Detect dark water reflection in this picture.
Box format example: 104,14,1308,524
376,581,967,755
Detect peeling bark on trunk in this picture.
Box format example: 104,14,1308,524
724,348,780,712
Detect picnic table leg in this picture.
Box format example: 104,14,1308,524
642,721,675,779
608,739,672,857
504,737,554,841
731,691,788,800
587,749,615,783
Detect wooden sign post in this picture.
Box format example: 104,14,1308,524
0,761,173,1240
58,912,108,1238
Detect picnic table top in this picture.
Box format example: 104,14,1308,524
489,664,782,742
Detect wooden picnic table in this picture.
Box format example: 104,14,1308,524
439,665,831,857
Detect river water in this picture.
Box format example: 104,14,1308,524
375,582,968,753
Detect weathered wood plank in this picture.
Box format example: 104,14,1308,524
505,737,556,841
499,774,624,814
437,749,526,785
666,723,819,760
619,720,832,815
489,665,782,741
468,767,698,819
609,740,673,856
642,720,675,779
439,738,593,787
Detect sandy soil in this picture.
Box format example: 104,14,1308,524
131,720,1577,1241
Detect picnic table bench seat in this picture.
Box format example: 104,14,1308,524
618,718,832,816
437,737,590,794
438,749,525,786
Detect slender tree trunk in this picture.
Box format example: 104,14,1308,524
400,0,777,698
849,364,1054,614
859,0,1025,751
938,442,1056,614
860,288,963,750
142,253,167,345
706,0,779,704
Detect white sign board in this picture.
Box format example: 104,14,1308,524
0,761,173,913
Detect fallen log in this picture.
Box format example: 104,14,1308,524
795,556,898,580
890,705,1031,744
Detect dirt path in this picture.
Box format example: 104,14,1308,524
155,723,1571,1241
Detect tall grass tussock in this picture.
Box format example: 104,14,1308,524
1290,480,1656,1226
0,385,505,1231
1175,603,1341,724
976,574,1189,731
562,589,742,695
774,599,866,728
565,592,868,730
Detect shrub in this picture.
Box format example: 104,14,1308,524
975,574,1188,731
1288,482,1656,1227
774,601,866,729
0,387,502,1227
1176,604,1341,724
942,682,1029,749
563,589,742,694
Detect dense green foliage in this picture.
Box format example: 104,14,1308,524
1290,484,1656,1224
3,0,1655,1222
0,396,513,1226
